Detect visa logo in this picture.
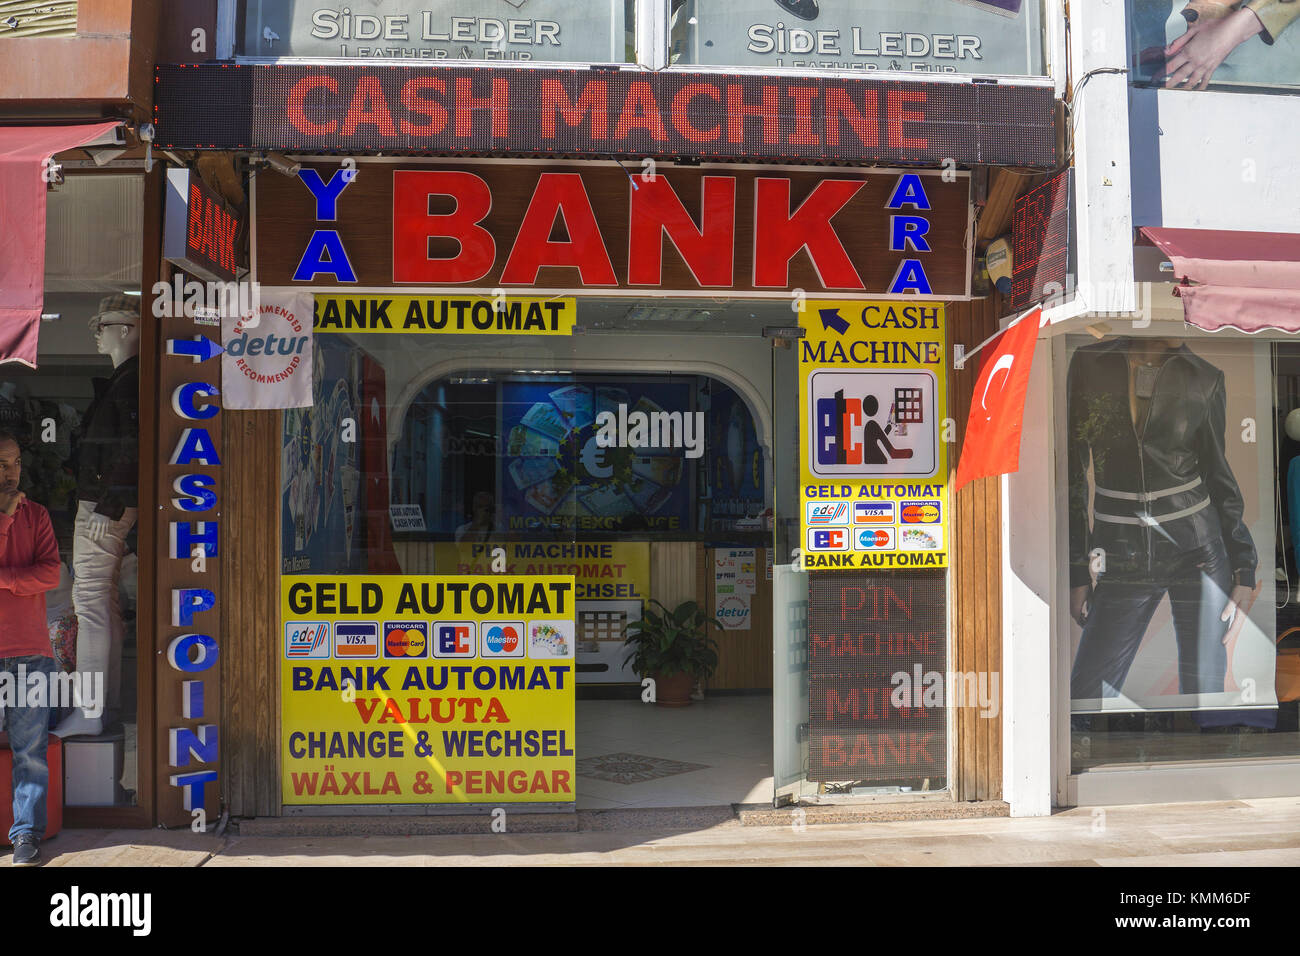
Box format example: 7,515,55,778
854,502,895,524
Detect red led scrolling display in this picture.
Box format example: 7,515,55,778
1009,168,1071,313
154,64,1057,167
807,572,946,782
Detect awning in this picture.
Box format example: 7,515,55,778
1140,226,1300,334
0,121,122,368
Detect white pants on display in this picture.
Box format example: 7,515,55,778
54,500,137,738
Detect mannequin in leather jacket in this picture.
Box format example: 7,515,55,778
1067,337,1259,700
1162,1,1300,89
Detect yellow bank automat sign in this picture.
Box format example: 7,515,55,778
281,575,576,804
798,300,950,571
314,295,576,335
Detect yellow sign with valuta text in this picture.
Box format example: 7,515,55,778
314,295,575,335
281,574,576,804
798,300,949,571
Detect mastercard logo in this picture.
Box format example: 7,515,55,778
901,503,941,524
384,624,428,657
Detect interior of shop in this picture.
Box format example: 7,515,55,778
291,298,801,807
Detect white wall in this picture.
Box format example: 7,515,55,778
1131,87,1300,232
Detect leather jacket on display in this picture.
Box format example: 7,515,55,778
74,355,139,521
1067,339,1257,590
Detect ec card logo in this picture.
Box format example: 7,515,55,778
808,370,937,478
434,622,476,658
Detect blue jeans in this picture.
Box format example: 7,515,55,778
3,655,54,842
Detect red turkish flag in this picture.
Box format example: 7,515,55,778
954,307,1042,492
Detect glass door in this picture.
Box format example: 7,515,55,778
771,332,812,805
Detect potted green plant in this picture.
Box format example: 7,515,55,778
622,599,722,707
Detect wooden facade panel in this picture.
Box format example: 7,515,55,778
949,297,1004,802
220,409,282,818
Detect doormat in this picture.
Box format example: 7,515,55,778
576,753,709,785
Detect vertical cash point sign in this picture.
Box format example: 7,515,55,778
163,317,225,820
799,299,949,571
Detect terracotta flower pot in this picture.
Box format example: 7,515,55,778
650,671,695,707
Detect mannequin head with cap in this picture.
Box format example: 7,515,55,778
90,294,140,369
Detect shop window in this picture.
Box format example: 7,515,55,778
669,0,1048,76
239,0,638,63
1129,0,1300,93
1064,334,1300,769
2,173,144,807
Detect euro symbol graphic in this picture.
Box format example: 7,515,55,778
980,354,1015,423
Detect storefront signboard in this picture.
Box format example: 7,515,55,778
257,161,970,299
156,64,1057,168
161,316,225,822
676,0,1046,77
314,295,577,335
164,167,243,284
798,298,949,571
281,574,577,804
242,0,626,62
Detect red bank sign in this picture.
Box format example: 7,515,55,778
255,161,970,297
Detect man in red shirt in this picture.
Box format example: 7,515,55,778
0,428,62,866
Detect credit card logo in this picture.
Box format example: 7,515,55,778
854,527,896,551
806,501,848,525
434,622,476,658
900,500,941,524
334,622,379,659
482,622,524,658
285,622,330,659
806,528,849,551
383,621,428,658
854,501,895,524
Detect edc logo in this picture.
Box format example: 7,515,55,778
808,370,937,478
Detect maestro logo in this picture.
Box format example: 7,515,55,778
901,500,941,523
383,621,428,658
806,527,849,552
808,369,937,478
481,622,524,658
855,527,896,551
434,622,476,658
